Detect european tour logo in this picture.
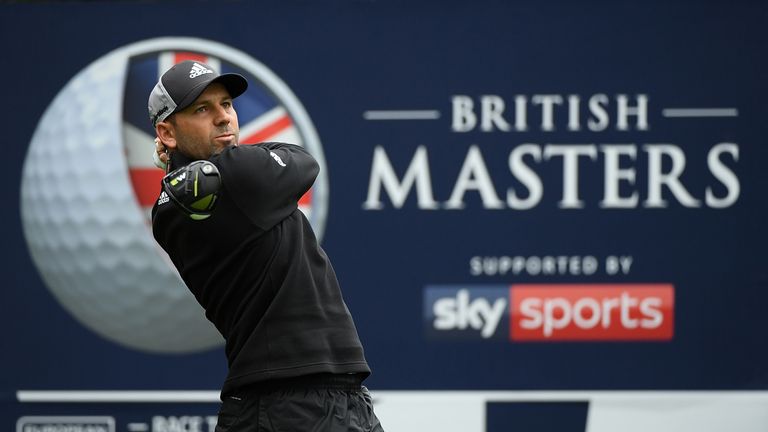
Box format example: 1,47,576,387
424,284,674,341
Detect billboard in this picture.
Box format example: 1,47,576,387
3,1,767,431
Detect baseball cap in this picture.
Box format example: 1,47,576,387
148,60,248,126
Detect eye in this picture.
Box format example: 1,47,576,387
222,101,232,109
195,106,207,113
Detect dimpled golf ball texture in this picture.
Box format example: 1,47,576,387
20,49,222,353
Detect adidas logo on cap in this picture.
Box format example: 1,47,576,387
189,62,214,79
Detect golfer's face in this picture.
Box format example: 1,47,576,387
172,83,240,160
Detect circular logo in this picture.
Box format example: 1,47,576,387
20,37,328,354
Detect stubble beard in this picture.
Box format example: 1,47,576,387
176,127,239,160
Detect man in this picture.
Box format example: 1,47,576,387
147,60,384,432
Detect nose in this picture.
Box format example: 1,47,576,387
213,105,231,126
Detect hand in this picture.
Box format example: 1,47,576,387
153,137,169,170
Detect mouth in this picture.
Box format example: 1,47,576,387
214,133,235,142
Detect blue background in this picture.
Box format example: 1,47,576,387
2,0,767,427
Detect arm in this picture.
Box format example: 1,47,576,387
213,142,319,229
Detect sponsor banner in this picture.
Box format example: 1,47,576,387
511,284,674,341
426,284,674,342
13,410,218,432
12,391,768,432
424,286,509,340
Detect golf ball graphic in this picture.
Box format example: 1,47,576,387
20,38,327,353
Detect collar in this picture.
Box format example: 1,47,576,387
167,150,197,172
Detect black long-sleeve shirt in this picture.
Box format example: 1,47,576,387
151,142,370,396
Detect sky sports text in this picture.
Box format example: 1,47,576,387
424,284,674,341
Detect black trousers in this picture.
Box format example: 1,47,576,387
214,373,385,432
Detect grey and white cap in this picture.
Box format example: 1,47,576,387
148,60,248,127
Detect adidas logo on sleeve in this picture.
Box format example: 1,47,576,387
158,191,170,205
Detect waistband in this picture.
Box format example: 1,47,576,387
239,372,366,394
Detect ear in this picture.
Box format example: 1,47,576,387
155,121,178,150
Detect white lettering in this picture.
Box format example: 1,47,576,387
445,145,504,209
432,289,506,338
514,95,528,131
705,143,740,208
573,298,601,329
520,298,543,329
640,297,663,328
644,144,701,208
206,417,218,431
451,95,476,132
363,143,740,210
620,292,640,329
470,255,602,276
602,297,620,328
481,95,511,132
543,144,598,208
518,293,665,337
600,144,639,208
152,416,204,432
363,146,438,210
531,95,564,131
588,94,610,131
616,94,649,131
507,144,543,209
606,255,633,275
620,256,633,274
449,94,652,132
567,95,581,131
543,297,571,337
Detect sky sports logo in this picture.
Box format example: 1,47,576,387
424,284,674,341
